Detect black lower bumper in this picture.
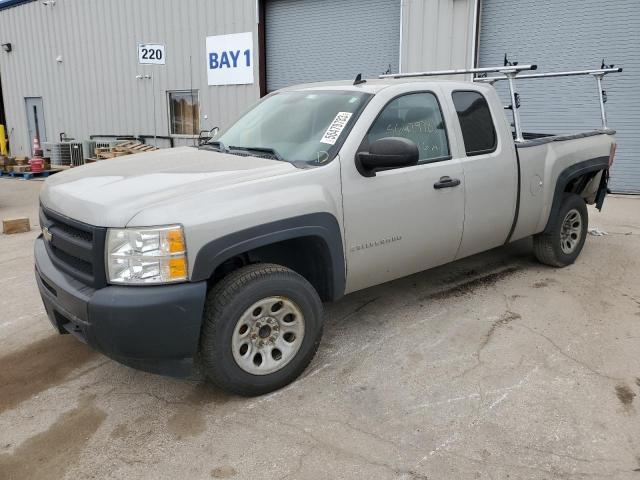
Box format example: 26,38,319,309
34,237,207,377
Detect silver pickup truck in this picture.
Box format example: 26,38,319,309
35,64,619,395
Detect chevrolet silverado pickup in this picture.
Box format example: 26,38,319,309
35,67,617,395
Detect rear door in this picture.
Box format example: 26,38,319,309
340,86,465,293
442,86,518,258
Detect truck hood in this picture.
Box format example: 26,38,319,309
40,146,297,227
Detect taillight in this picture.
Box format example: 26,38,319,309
609,143,617,166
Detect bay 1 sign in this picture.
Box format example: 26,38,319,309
206,32,254,86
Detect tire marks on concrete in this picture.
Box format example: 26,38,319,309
0,396,106,479
0,334,97,413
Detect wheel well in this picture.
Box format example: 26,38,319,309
543,159,609,234
208,236,335,302
563,169,605,203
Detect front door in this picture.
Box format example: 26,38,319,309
341,89,465,293
25,97,46,147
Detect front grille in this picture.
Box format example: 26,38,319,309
50,245,93,275
40,206,107,287
52,221,93,243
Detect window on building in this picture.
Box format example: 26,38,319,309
365,92,450,163
168,90,199,136
451,91,497,156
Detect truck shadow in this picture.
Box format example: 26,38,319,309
323,237,537,333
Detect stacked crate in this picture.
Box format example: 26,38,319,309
11,156,31,173
0,156,15,173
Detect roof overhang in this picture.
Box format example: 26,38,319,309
0,0,36,12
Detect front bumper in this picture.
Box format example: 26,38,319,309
34,237,207,377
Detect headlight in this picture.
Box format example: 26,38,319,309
106,225,188,285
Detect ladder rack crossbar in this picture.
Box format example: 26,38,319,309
377,62,622,143
475,67,622,83
379,64,537,79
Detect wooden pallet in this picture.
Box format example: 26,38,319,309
1,169,62,180
113,141,157,153
95,140,159,159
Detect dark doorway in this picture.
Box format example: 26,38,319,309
25,97,46,144
0,72,6,126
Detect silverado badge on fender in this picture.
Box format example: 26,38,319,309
350,235,403,252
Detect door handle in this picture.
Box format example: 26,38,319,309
433,176,461,189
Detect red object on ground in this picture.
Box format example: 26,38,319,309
32,137,42,157
29,157,44,173
30,136,45,172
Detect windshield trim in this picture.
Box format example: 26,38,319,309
210,90,374,168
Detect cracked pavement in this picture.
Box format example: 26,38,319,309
1,178,640,479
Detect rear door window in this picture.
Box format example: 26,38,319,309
451,91,497,156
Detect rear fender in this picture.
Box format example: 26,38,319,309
543,156,609,234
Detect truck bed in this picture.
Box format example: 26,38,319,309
509,129,615,242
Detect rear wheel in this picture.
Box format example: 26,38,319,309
199,263,323,396
533,193,588,267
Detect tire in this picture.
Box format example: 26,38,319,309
533,193,589,267
199,263,323,396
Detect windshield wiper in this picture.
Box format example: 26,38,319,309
204,140,227,152
228,146,284,161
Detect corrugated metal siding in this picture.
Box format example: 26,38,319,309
0,0,259,155
478,0,640,193
401,0,476,73
265,0,401,91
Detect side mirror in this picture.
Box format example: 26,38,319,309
356,137,419,177
198,126,220,146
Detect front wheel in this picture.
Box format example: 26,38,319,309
199,263,323,396
533,193,588,267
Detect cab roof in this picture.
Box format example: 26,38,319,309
281,77,490,95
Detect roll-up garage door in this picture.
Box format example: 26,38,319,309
265,0,400,92
478,0,640,193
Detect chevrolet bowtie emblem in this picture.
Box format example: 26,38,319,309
42,226,53,242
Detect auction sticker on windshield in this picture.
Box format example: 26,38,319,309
320,112,353,145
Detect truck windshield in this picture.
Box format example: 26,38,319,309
213,90,372,165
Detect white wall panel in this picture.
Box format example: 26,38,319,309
401,0,475,73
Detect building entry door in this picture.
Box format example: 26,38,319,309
25,97,46,145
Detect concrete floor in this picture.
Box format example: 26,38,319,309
1,176,639,480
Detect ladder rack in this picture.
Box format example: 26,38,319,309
379,64,537,142
380,63,622,142
475,67,621,82
475,66,623,137
378,64,537,79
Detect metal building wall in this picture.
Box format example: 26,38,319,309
265,0,401,92
478,0,640,193
0,0,477,157
400,0,476,73
0,0,259,155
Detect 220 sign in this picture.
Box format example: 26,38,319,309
138,44,166,65
141,48,162,61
